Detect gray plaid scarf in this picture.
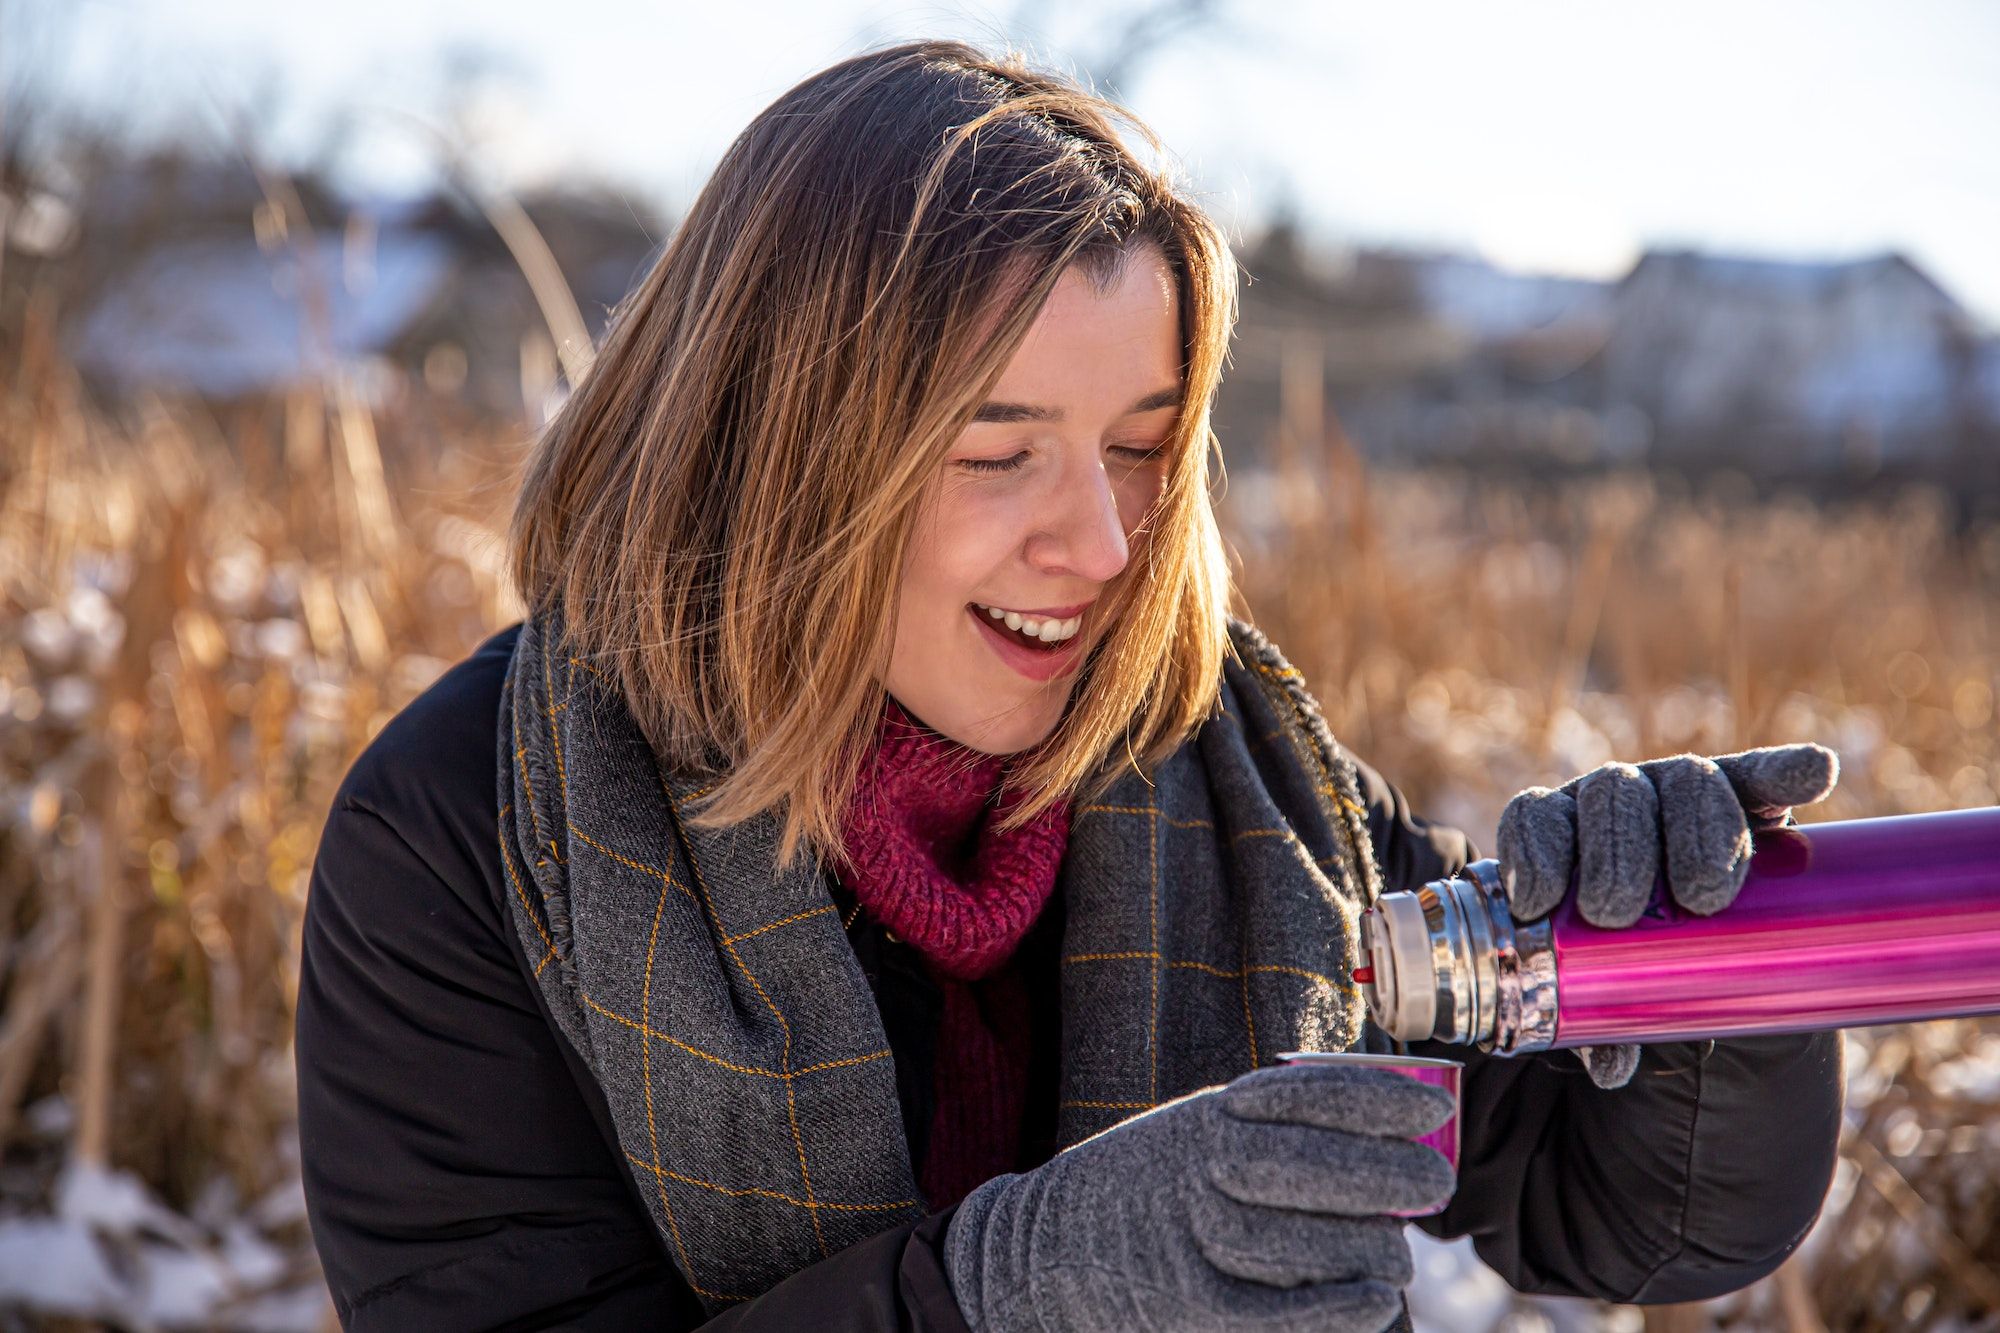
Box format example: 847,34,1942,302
496,602,1385,1314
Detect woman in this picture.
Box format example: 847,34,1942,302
294,38,1843,1332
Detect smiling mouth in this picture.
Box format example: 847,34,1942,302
964,600,1088,652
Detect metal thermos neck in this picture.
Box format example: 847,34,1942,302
1359,859,1560,1053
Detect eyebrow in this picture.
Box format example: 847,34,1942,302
970,385,1183,425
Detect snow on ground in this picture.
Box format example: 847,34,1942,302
1407,1228,1630,1333
0,1133,325,1332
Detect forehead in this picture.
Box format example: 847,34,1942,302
983,246,1182,399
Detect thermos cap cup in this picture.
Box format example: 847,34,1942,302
1274,1050,1462,1218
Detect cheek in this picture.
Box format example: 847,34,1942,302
907,484,1028,600
1115,466,1168,533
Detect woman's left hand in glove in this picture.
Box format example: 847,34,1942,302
1495,742,1840,1090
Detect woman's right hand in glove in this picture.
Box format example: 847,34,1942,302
940,1061,1455,1332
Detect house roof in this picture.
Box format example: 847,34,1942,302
66,227,457,397
1620,248,1961,311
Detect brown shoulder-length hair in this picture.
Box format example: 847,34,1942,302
506,37,1239,869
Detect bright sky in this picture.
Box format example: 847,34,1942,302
27,0,2000,327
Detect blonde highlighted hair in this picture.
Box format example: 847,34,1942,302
506,37,1239,868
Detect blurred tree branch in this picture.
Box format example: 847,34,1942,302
1004,0,1235,100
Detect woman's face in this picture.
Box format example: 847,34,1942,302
886,244,1183,754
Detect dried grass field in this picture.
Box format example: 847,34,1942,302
2,316,1996,1328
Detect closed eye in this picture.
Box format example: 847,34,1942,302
955,442,1169,475
958,451,1030,474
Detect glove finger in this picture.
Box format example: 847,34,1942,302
1713,743,1839,818
1496,786,1576,921
1219,1063,1456,1140
1573,763,1661,928
1192,1194,1412,1288
1639,754,1751,916
1187,1275,1404,1333
1572,1044,1642,1089
1208,1119,1456,1216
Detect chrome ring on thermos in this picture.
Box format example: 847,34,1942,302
1359,858,1559,1054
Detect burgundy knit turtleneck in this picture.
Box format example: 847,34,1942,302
832,697,1069,1210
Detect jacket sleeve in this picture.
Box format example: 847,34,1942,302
1343,750,1844,1304
297,797,973,1331
700,1210,968,1333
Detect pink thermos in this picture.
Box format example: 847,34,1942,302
1358,806,2000,1053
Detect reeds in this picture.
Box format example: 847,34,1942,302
1,308,526,1327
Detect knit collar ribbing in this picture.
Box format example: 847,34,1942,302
831,696,1069,981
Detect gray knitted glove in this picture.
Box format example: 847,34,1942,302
1496,742,1840,1089
941,1062,1456,1331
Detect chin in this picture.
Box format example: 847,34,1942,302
945,693,1065,756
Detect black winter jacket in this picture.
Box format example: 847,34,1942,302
295,622,1843,1331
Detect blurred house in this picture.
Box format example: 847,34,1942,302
50,154,660,421
1597,250,1992,475
1411,251,1614,342
1222,231,1998,499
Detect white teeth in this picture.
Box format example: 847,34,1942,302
975,603,1084,643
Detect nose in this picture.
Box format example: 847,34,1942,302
1024,452,1131,583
